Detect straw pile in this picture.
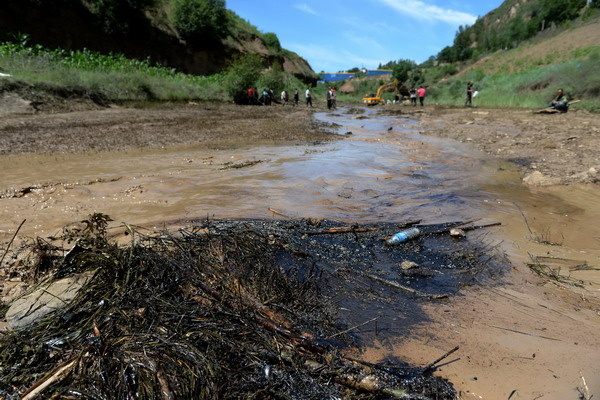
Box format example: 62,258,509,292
0,214,460,399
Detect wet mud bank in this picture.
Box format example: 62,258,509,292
409,105,600,185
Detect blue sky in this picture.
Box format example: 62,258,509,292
226,0,503,73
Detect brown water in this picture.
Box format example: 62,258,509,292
1,107,599,399
1,108,509,235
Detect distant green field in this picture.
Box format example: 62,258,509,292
0,36,227,101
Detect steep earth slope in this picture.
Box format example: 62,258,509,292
0,0,318,82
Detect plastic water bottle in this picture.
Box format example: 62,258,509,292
386,227,421,245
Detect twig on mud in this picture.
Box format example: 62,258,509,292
426,221,501,235
578,371,593,400
527,254,585,288
486,324,561,341
461,222,502,231
359,271,450,300
303,227,380,235
514,202,534,235
422,346,460,374
0,219,26,267
327,317,378,339
21,358,77,400
268,208,291,218
514,203,562,245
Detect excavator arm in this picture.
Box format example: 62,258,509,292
363,80,399,105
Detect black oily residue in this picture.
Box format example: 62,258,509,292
198,218,506,344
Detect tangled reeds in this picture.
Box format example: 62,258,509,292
0,214,471,399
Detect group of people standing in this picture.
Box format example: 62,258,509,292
408,86,427,106
246,87,301,106
326,86,337,109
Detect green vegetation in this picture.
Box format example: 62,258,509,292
438,0,598,64
329,1,600,111
171,0,227,43
87,0,156,34
0,33,308,104
262,32,282,53
0,36,227,101
427,55,600,112
223,54,307,104
222,54,263,103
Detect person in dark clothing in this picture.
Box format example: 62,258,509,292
268,88,275,105
261,88,270,105
548,88,569,112
293,89,299,106
465,81,474,107
409,87,417,106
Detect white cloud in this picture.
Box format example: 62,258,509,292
342,31,385,51
294,3,318,15
376,0,477,25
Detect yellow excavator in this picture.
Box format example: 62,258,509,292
362,80,399,105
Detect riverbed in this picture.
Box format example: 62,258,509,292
1,103,598,399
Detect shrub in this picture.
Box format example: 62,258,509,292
257,61,286,94
172,0,227,43
223,54,264,104
392,59,416,84
87,0,155,34
263,32,282,53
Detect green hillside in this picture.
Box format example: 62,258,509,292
0,0,317,104
330,0,600,111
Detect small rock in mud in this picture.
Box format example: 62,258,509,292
450,228,466,238
400,260,420,270
6,271,95,329
568,165,600,184
522,171,562,186
344,131,353,135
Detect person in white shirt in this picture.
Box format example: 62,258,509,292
281,90,289,106
305,88,312,107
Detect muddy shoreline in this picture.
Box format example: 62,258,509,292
2,100,599,188
404,104,600,185
0,102,335,155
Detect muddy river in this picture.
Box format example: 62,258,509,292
1,106,599,399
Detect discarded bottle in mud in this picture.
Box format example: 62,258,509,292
386,227,421,245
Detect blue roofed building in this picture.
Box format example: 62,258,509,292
365,69,393,77
318,72,356,83
318,69,393,83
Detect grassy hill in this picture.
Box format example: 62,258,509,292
0,0,317,82
326,0,600,111
0,0,319,106
428,15,600,110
